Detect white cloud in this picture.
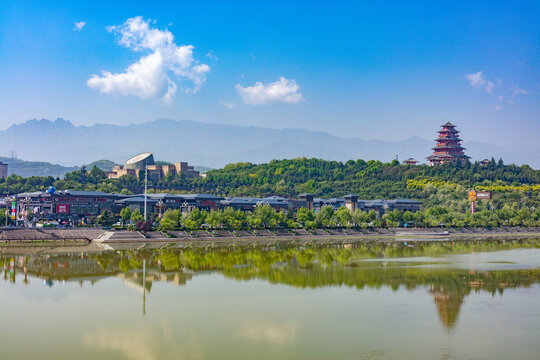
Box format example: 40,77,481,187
73,21,86,31
87,17,209,102
512,86,528,96
236,77,304,105
219,100,234,108
206,50,218,61
494,103,503,111
465,71,487,89
485,80,494,93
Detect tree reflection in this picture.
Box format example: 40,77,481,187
2,239,539,329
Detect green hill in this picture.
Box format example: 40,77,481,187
0,157,79,178
197,158,540,211
84,159,118,171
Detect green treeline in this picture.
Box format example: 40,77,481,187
1,158,539,227
153,202,540,230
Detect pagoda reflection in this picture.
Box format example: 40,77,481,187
1,240,538,329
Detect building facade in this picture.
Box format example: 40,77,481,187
106,152,200,180
14,189,422,224
16,190,124,223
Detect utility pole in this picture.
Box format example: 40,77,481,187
144,161,148,221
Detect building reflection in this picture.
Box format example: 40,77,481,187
1,240,539,328
430,285,467,329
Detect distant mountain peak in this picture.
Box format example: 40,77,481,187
0,117,536,168
7,117,74,131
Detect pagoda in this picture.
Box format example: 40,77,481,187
427,122,469,165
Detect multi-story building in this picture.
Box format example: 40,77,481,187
106,152,200,180
16,190,125,222
427,122,469,165
14,189,422,223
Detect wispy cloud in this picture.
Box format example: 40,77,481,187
219,100,234,108
73,21,86,31
206,50,218,61
236,77,304,105
87,17,209,103
465,71,493,93
485,80,494,93
465,71,529,112
512,86,528,96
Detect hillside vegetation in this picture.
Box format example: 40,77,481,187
1,158,539,227
198,158,539,206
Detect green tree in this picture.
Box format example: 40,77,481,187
188,208,208,228
316,206,335,227
97,209,114,227
335,207,352,227
120,207,132,225
296,207,315,224
206,210,224,229
253,204,277,228
131,209,144,223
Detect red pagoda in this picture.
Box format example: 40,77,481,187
427,122,469,165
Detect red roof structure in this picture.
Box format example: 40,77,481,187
427,122,469,165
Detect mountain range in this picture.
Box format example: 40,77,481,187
0,118,537,173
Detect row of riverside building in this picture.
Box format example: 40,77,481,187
13,190,422,224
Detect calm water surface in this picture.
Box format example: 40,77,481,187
1,240,539,359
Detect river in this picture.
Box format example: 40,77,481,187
1,239,539,359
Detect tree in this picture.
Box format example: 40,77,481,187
253,204,277,228
188,208,208,228
206,210,224,229
131,209,144,223
403,211,415,223
120,207,132,225
351,209,368,227
159,217,177,231
136,220,153,232
88,165,106,184
335,207,352,227
316,205,334,227
184,218,199,230
97,210,114,227
296,207,314,224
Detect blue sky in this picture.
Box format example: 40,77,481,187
0,0,538,145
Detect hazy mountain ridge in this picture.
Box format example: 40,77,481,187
0,118,537,170
0,156,79,178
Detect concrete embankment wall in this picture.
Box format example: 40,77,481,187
1,227,538,245
0,228,104,242
98,227,540,244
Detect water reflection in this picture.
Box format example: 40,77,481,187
236,321,297,345
2,239,539,331
83,324,204,360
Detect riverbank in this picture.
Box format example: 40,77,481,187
0,227,538,248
